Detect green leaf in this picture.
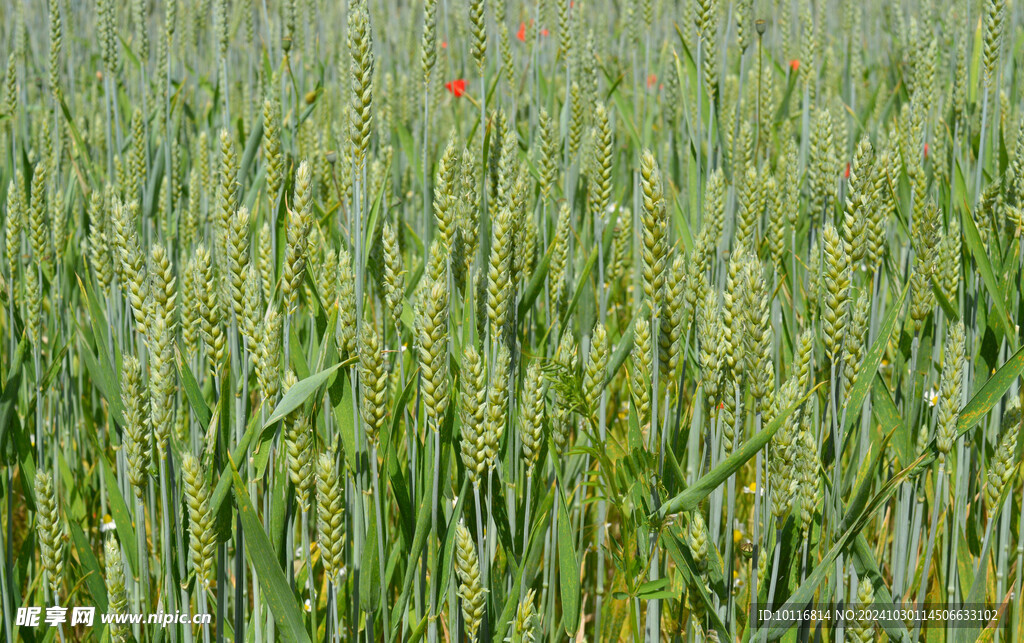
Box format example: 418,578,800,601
659,383,823,517
871,375,910,466
850,536,911,643
175,347,212,429
662,530,730,642
955,463,1020,643
57,97,99,188
960,198,1017,347
765,457,921,640
552,245,599,346
517,239,554,320
437,479,468,607
604,314,635,390
957,342,1024,436
99,456,138,576
75,304,126,429
388,478,434,641
229,458,312,643
838,430,894,535
238,118,264,184
557,482,581,638
382,370,419,543
635,577,671,600
0,335,28,455
360,499,381,613
329,368,359,472
264,363,343,427
69,521,109,614
363,156,392,261
843,283,908,437
209,414,261,517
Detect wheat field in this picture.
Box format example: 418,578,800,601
0,0,1022,640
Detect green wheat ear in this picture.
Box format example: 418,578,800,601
256,308,283,402
34,470,64,598
484,343,511,472
984,400,1020,511
848,577,876,643
455,520,487,640
639,149,667,312
417,275,450,430
460,345,488,486
820,222,850,364
515,588,539,642
688,511,709,575
316,449,346,584
281,370,314,511
632,309,653,426
121,355,151,497
520,361,546,475
936,321,965,457
584,322,609,413
487,207,513,340
181,452,216,588
104,537,131,642
359,322,388,444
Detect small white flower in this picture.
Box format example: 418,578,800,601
924,388,939,407
100,514,116,533
303,599,312,613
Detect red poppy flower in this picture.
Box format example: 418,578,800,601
844,162,851,179
541,28,549,36
923,142,929,159
517,22,527,42
441,41,448,49
647,73,657,88
789,59,800,71
445,79,467,97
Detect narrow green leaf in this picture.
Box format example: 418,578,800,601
388,479,434,641
850,536,911,642
69,521,109,614
557,482,581,638
175,346,212,429
517,239,554,319
871,375,910,466
436,479,467,607
843,283,908,435
229,458,313,643
209,414,261,517
960,200,1017,347
659,383,823,517
264,363,343,427
957,343,1024,435
238,119,264,184
76,334,126,429
765,453,925,640
99,456,138,575
360,499,381,613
